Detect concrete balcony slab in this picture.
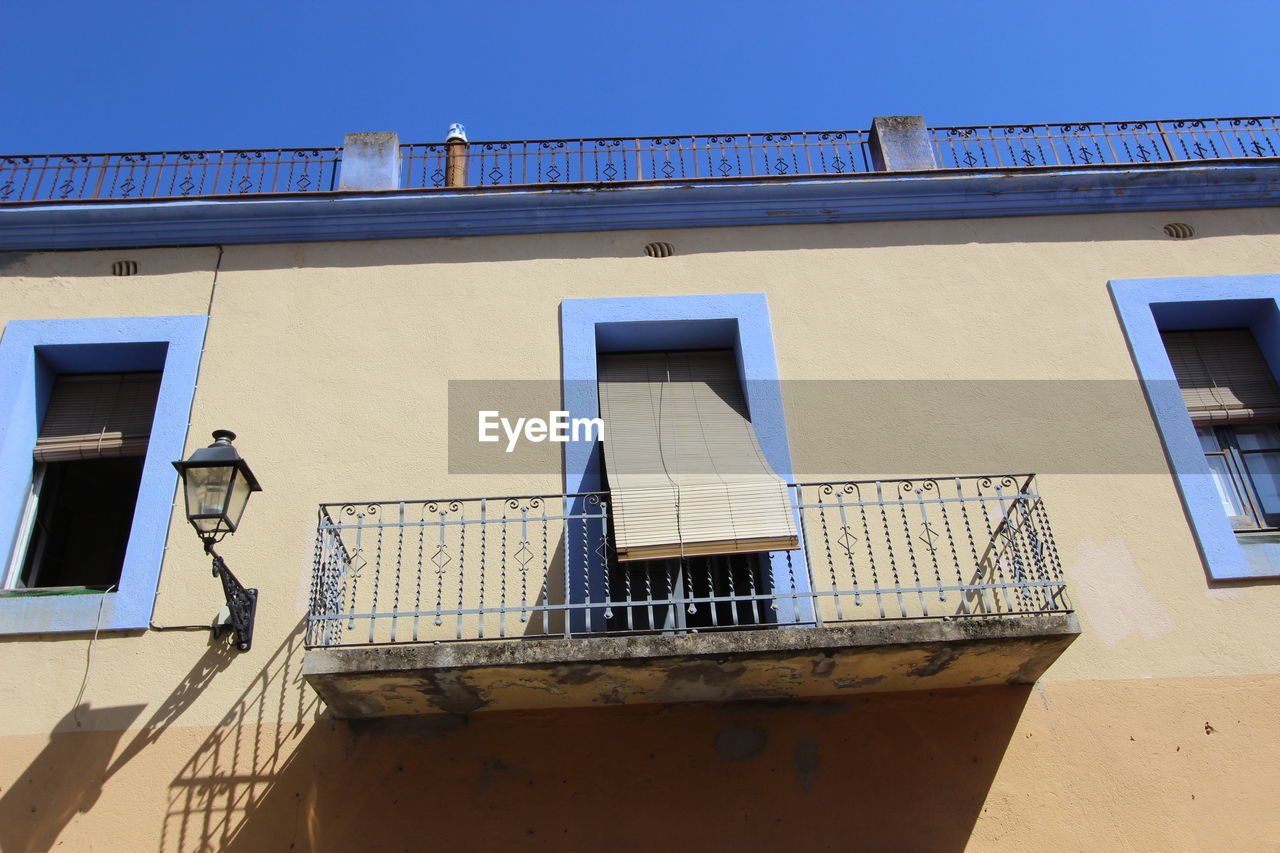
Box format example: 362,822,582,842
304,613,1079,718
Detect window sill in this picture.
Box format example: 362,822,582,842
0,586,114,598
1235,533,1280,578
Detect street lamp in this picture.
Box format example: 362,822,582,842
173,430,263,651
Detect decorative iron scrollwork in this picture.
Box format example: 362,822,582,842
341,503,380,518
207,544,257,652
897,479,938,500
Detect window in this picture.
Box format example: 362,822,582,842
0,316,206,633
597,349,797,561
5,372,161,591
605,553,773,632
596,348,797,631
1161,328,1280,532
561,294,813,629
1195,425,1280,530
1110,275,1280,580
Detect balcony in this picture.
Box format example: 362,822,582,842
302,475,1079,718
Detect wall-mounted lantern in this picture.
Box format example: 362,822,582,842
172,430,263,651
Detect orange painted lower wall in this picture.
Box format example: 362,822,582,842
1,676,1277,853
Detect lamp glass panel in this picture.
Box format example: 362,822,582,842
192,514,225,535
224,469,253,531
184,465,234,521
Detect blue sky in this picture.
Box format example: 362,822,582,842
2,0,1276,154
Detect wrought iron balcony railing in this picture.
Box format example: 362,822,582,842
4,115,1277,204
306,474,1070,649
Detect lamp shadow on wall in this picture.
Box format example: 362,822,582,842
0,635,236,853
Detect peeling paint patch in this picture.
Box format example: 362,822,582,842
763,664,803,681
488,679,564,696
0,252,30,272
908,648,957,678
478,758,516,794
1035,682,1051,710
659,661,747,703
810,653,837,677
1069,538,1173,645
832,674,886,690
715,724,767,762
421,672,487,715
553,664,606,686
794,736,819,790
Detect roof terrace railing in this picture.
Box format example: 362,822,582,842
0,147,341,203
400,130,873,189
3,116,1278,204
930,117,1280,170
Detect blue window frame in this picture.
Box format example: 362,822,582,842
1110,275,1280,580
560,293,812,628
0,315,207,633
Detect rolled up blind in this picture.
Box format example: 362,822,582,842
1161,330,1280,424
598,350,798,561
33,373,162,463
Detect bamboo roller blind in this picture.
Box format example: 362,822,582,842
1161,329,1280,424
598,350,797,561
33,373,162,462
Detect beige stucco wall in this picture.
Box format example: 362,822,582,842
2,676,1278,852
1,204,1279,850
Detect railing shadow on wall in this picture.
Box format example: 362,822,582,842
150,624,1043,853
208,684,1039,853
160,619,318,853
0,600,1050,852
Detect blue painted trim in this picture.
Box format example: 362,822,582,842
0,315,207,633
0,163,1277,250
560,294,811,627
1110,275,1280,580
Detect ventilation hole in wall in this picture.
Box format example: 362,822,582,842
643,242,675,258
1163,223,1195,239
111,260,139,276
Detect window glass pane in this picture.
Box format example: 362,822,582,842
19,457,145,589
1204,454,1249,519
1195,426,1220,453
1242,451,1280,516
1233,424,1280,451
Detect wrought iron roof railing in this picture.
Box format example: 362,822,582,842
306,475,1071,649
4,116,1277,204
930,117,1280,170
398,130,873,189
0,148,341,203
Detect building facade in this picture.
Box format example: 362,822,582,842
1,117,1278,851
